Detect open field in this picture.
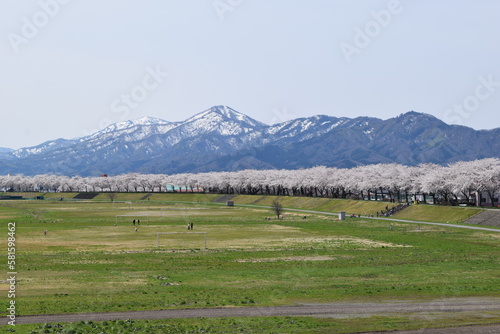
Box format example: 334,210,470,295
1,196,499,333
231,194,488,225
5,191,496,224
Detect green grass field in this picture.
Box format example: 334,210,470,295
6,191,491,224
1,195,499,333
232,194,484,224
390,203,481,223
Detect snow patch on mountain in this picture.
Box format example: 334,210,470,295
187,106,266,129
3,106,492,177
87,116,172,138
13,138,78,158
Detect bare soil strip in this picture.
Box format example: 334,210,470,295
4,297,499,326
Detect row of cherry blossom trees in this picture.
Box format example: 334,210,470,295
1,158,499,206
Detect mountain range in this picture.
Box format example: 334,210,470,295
1,105,499,176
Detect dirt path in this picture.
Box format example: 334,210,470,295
361,324,500,333
4,297,499,329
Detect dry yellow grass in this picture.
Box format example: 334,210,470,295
18,223,410,253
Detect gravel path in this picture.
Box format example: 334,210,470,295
4,297,499,329
361,324,500,333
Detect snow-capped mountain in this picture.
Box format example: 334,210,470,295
87,116,172,137
1,106,499,176
265,115,354,143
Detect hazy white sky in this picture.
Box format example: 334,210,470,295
1,0,499,149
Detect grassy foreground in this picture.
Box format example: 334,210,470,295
1,196,499,333
9,314,500,334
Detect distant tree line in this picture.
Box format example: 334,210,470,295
1,158,499,206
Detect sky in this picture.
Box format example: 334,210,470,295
1,0,499,149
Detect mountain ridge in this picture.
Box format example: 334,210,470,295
1,106,499,176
